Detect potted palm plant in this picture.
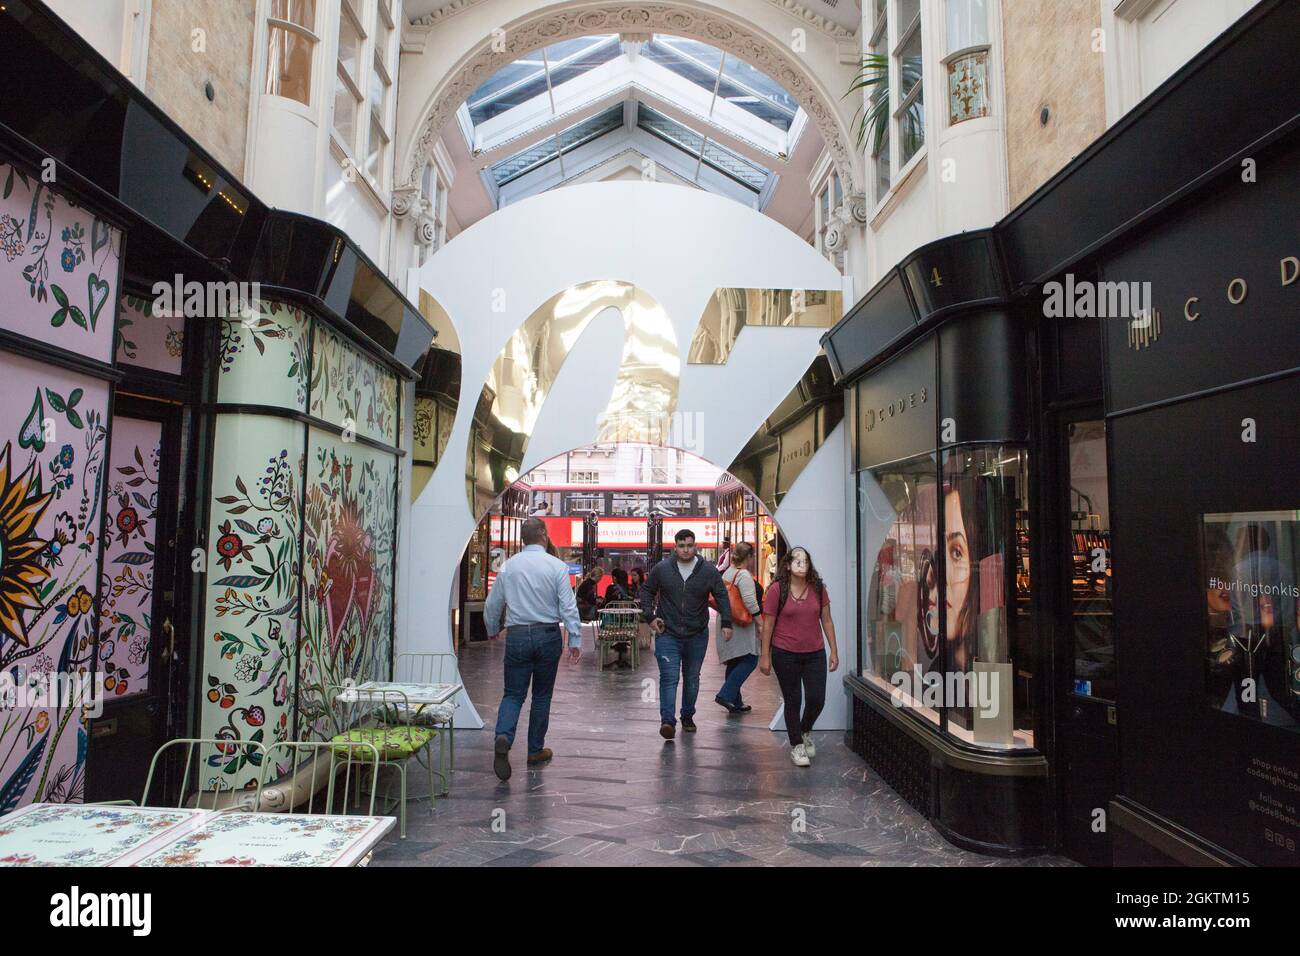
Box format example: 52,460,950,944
846,52,924,155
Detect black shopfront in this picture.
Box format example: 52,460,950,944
825,0,1300,864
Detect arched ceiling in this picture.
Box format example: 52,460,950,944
395,1,863,210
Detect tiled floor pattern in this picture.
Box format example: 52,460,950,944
370,634,1073,867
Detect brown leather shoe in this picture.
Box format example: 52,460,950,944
526,748,553,765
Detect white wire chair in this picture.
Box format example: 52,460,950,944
329,685,436,839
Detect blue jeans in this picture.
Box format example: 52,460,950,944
495,624,563,755
718,653,758,706
654,630,709,725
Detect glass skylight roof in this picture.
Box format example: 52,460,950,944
489,104,626,186
637,105,770,191
467,35,621,125
641,37,799,132
466,34,800,138
469,36,793,203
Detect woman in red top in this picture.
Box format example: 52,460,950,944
759,546,839,766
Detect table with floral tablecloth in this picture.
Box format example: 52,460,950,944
0,804,206,866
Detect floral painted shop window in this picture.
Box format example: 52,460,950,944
200,416,305,792
116,292,184,375
0,352,109,809
298,428,396,740
97,417,163,700
309,324,398,445
217,299,310,412
0,162,120,364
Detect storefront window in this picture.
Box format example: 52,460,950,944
1203,510,1300,732
861,447,1033,748
859,455,940,729
940,446,1033,748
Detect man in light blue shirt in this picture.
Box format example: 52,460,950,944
484,517,582,780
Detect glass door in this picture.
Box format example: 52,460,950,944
84,399,187,802
1056,411,1118,865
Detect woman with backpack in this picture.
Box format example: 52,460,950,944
759,546,839,766
713,542,762,714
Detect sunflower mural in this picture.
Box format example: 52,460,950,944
0,442,54,647
0,354,110,812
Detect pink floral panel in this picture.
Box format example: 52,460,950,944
0,163,120,365
116,292,184,374
99,416,163,700
0,350,109,810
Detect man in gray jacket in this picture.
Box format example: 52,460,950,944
639,528,732,739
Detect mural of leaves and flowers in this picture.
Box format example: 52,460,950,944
116,292,183,373
298,430,396,740
310,324,398,445
217,300,309,409
0,354,109,812
97,418,162,700
0,162,119,364
201,420,303,790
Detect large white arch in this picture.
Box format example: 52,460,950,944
401,180,849,731
395,0,867,208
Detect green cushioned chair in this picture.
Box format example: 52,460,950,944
331,726,433,760
328,684,438,840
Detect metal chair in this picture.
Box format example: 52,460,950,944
391,652,461,793
596,601,641,671
329,685,436,840
94,737,269,811
260,738,382,815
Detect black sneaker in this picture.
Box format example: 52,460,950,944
493,734,512,780
714,694,739,714
681,716,697,733
659,721,676,740
735,701,752,713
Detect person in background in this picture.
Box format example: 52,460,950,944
576,565,602,621
759,546,838,766
716,535,732,573
714,542,761,714
640,529,732,739
603,567,631,605
483,517,582,780
630,567,646,593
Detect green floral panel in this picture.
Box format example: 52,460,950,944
308,324,398,446
217,299,310,412
298,428,397,741
200,415,305,792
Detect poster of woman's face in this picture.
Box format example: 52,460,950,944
942,480,979,676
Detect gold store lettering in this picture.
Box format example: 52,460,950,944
1180,256,1295,322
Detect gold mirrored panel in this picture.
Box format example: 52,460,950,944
688,288,842,365
413,292,462,504
464,280,680,515
726,353,843,514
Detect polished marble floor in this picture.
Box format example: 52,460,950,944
371,632,1072,867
